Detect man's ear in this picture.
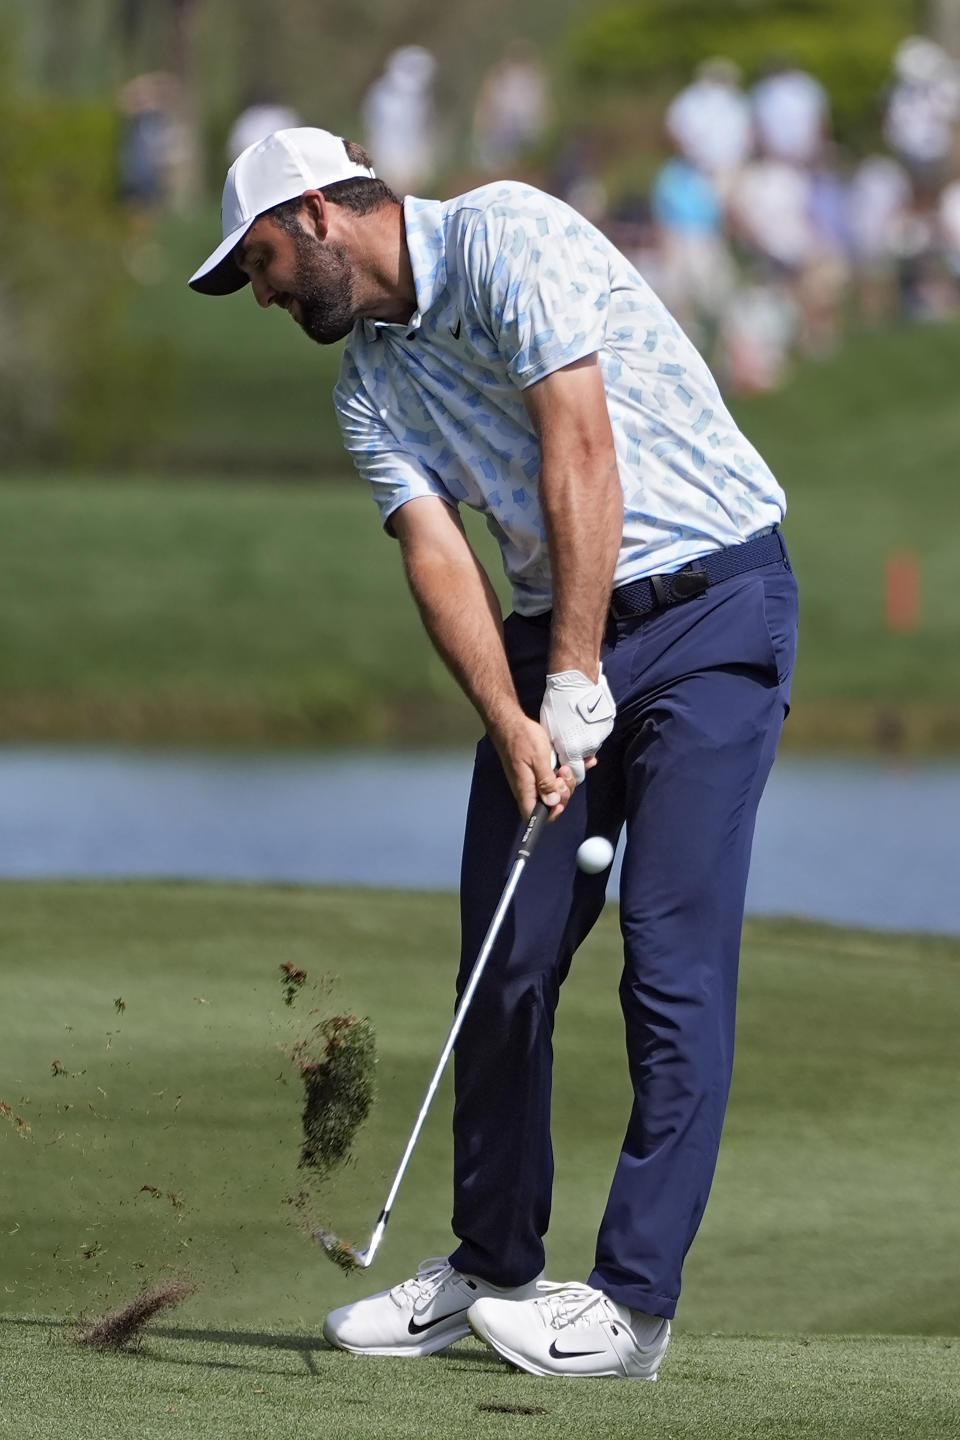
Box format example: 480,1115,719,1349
300,189,331,241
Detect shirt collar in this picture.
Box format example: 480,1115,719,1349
362,194,447,340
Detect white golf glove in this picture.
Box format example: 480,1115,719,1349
540,664,617,785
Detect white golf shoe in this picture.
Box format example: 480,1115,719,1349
468,1280,671,1379
323,1257,544,1357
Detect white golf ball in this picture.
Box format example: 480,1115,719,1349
576,835,615,874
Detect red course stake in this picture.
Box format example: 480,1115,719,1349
885,552,921,635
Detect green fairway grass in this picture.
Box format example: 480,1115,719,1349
2,1323,957,1440
2,885,958,1338
1,885,958,1436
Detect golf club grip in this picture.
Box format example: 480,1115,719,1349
517,798,550,861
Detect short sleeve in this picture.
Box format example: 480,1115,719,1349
461,193,609,388
334,361,458,532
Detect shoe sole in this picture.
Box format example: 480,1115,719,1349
323,1318,471,1358
468,1312,663,1380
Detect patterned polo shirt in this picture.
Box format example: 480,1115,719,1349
334,182,786,616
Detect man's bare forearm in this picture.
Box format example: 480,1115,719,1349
524,356,623,680
402,539,521,739
392,497,571,819
540,448,622,678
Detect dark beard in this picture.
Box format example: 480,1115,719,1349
291,230,357,345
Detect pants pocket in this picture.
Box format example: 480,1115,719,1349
760,569,800,690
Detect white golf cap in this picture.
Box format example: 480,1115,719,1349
189,127,376,295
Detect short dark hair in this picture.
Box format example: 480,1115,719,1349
266,138,398,232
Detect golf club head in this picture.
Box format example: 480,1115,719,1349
314,1212,386,1270
358,1216,387,1268
312,1226,366,1273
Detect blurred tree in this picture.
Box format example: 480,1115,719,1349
566,0,921,148
0,51,174,465
4,0,597,183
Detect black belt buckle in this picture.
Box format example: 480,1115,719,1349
651,566,710,608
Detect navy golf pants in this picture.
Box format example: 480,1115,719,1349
447,547,798,1319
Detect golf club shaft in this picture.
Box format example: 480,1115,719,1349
360,799,551,1265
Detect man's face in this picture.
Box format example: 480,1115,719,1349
237,215,358,345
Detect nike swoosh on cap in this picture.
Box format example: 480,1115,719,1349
407,1307,469,1335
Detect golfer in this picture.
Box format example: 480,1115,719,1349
190,128,798,1380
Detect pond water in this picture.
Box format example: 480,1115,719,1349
1,747,958,936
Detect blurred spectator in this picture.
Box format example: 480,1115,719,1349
118,71,178,214
847,154,913,322
938,176,960,292
809,148,852,254
473,40,548,173
802,150,853,356
603,33,960,394
361,45,438,195
665,58,753,198
730,148,850,362
649,156,736,346
883,35,960,195
750,57,831,166
724,157,810,384
605,190,664,298
226,91,302,163
117,71,180,282
719,283,797,395
550,132,608,224
729,154,817,275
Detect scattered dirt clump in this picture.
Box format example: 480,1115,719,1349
279,962,308,1007
477,1403,549,1415
77,1281,196,1351
284,1013,377,1273
294,1015,375,1179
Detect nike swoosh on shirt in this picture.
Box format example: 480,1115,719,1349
548,1340,606,1359
407,1307,469,1335
449,317,462,339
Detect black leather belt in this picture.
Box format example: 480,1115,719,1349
610,528,787,621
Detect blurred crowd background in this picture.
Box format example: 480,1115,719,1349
4,0,960,469
2,1,960,755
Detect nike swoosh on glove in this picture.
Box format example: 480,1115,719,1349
539,665,617,785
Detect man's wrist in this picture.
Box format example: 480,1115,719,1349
485,701,531,751
547,655,602,683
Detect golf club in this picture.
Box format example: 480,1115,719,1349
315,797,552,1270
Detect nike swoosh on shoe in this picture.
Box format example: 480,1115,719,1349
407,1307,469,1335
547,1340,605,1359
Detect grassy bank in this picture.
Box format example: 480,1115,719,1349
0,479,459,745
1,454,959,748
1,884,958,1435
5,226,960,748
125,210,347,477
